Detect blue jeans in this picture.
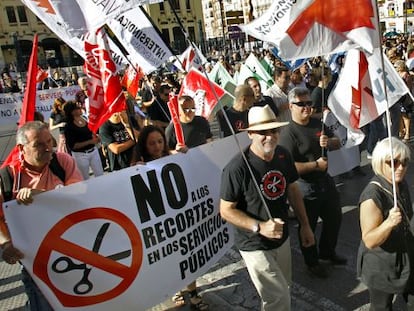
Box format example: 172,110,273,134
21,267,53,311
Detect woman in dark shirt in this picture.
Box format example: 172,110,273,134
49,97,68,153
63,101,103,180
358,137,414,310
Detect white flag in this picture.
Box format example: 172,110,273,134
20,0,129,71
108,7,173,74
241,0,379,60
21,0,163,35
328,48,409,132
174,45,207,72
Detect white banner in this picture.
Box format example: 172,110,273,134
108,7,173,74
4,133,251,310
0,86,80,133
21,0,163,36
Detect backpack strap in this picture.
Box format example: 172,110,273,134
0,153,65,203
49,153,65,183
0,167,13,202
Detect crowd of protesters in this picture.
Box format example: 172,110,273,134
1,35,414,310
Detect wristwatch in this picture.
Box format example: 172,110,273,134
252,222,260,234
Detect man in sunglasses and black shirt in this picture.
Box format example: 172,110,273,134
279,87,346,279
165,95,212,152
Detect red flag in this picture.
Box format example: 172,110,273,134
167,94,185,147
121,65,144,98
2,34,39,169
178,68,226,120
84,28,126,133
36,66,48,83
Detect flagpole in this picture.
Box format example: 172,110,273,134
167,0,275,221
373,0,399,211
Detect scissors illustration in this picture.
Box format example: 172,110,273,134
51,223,131,295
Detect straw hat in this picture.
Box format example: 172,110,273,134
242,105,289,131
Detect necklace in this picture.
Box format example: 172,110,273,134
76,119,84,126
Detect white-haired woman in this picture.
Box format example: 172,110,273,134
358,137,414,310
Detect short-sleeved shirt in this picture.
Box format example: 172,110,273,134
220,146,298,251
216,106,248,138
147,96,171,123
0,153,83,217
64,123,95,152
254,95,279,117
99,121,134,171
50,111,66,134
359,175,412,253
278,117,334,183
165,116,212,149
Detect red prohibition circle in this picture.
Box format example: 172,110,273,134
33,207,143,307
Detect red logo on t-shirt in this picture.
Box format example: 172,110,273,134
261,170,286,200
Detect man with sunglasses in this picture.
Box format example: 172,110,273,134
279,87,346,279
220,105,314,310
165,95,212,152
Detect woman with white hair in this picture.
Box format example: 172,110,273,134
358,137,414,310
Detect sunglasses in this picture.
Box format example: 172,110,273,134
385,158,409,168
162,92,170,96
182,108,196,113
251,128,280,136
293,101,313,107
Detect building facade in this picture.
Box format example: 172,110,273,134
378,0,414,34
142,0,205,54
0,0,83,72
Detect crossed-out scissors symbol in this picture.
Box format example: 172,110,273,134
51,223,131,295
266,177,282,192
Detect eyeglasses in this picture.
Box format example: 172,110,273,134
385,158,409,168
293,101,313,107
182,108,196,113
251,128,280,136
162,92,170,96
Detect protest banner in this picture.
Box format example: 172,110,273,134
0,86,80,134
108,6,174,74
4,133,250,310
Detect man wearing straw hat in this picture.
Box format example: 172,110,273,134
220,105,314,311
279,87,346,279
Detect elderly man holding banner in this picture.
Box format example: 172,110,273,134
0,121,83,310
220,105,314,311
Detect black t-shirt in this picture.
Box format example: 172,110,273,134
99,121,134,171
165,116,212,149
216,106,248,138
220,146,298,251
50,111,66,134
311,86,329,113
254,95,279,117
147,96,171,123
64,122,94,151
278,117,333,182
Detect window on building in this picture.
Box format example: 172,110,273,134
6,6,17,24
17,6,28,23
159,2,164,11
161,29,170,44
170,0,180,10
186,0,191,10
188,27,195,42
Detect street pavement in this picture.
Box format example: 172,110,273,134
1,148,413,310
